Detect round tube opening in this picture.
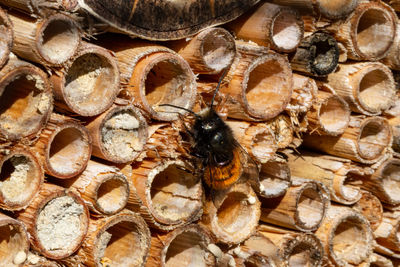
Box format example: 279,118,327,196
202,29,235,72
358,119,390,160
272,11,302,51
319,95,349,134
96,175,129,215
297,187,324,229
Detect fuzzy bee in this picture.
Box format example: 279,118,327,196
161,71,257,190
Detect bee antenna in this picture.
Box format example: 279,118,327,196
210,68,229,108
158,104,201,119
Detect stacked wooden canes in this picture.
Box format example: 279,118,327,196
0,0,399,266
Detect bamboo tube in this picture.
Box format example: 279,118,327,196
326,62,396,115
286,74,317,114
0,55,52,141
290,32,339,77
220,42,293,121
97,36,197,121
349,158,400,206
0,213,29,267
369,253,394,267
382,23,400,70
315,205,373,266
352,190,383,232
201,183,261,245
146,224,216,267
131,158,203,231
226,2,303,52
0,146,43,210
270,0,358,19
76,210,150,267
0,7,13,69
16,183,89,260
375,211,400,253
85,104,148,164
226,120,277,164
32,113,91,179
328,1,397,61
287,151,365,205
267,114,294,149
56,160,130,215
166,27,236,74
389,117,400,153
307,90,350,136
260,178,330,232
231,233,279,267
258,224,324,267
51,42,120,117
258,160,291,199
0,0,78,14
8,10,80,66
303,116,392,164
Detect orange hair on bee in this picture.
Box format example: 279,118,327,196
203,149,243,190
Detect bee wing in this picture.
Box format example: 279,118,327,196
234,140,261,192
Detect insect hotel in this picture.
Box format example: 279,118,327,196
0,0,399,266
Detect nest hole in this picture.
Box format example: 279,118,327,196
145,59,190,109
297,187,324,229
101,108,144,163
382,160,400,203
101,220,144,267
64,53,117,116
251,131,276,162
0,74,48,139
0,155,37,203
49,127,89,176
165,231,206,267
288,241,321,267
356,8,393,58
319,95,349,134
246,58,291,117
39,17,79,64
259,161,290,198
217,192,256,233
332,217,370,265
150,163,201,224
358,119,390,160
272,11,302,51
202,29,235,72
358,68,394,112
310,34,339,75
97,175,129,214
0,223,27,265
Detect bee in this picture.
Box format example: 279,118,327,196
161,71,258,191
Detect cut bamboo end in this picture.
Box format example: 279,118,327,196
235,233,279,266
0,147,43,210
201,183,261,245
332,1,396,61
0,56,52,141
316,206,373,266
132,159,203,231
168,27,236,74
258,225,324,267
287,151,362,205
328,62,395,115
130,51,197,121
34,115,91,179
260,179,329,232
0,213,29,267
290,32,339,76
369,253,394,267
58,160,130,215
9,11,80,65
303,116,392,164
226,120,277,164
147,224,216,267
51,42,120,116
286,74,318,114
0,7,13,69
87,105,148,164
353,190,383,232
223,45,293,121
17,183,89,260
353,158,400,206
258,161,291,198
227,2,303,52
375,212,400,252
307,90,350,136
79,210,150,267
